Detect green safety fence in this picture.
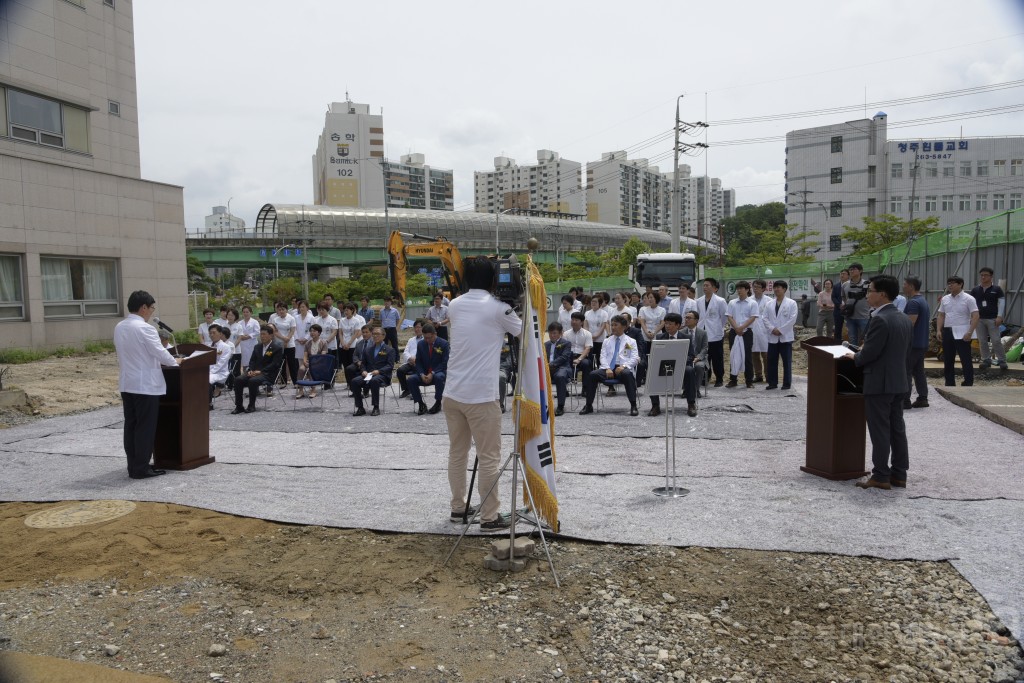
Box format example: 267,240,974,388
708,208,1024,281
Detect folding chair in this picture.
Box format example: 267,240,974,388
259,365,286,411
294,354,340,411
594,365,639,413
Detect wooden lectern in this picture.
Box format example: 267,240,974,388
800,337,868,480
155,343,215,470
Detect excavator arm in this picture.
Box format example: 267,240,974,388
387,231,466,314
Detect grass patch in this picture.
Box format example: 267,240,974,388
0,341,114,364
0,349,52,364
83,341,115,354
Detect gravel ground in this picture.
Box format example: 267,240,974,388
1,503,1023,683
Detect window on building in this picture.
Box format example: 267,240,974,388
867,165,876,188
960,161,972,177
890,196,902,213
867,198,876,217
910,164,919,178
103,0,114,6
830,201,842,217
909,197,919,213
942,195,954,211
829,235,842,252
993,160,1006,176
925,196,937,211
830,167,842,184
891,163,903,179
41,257,119,319
1012,160,1023,176
976,161,989,177
108,100,120,116
943,163,955,177
830,136,842,153
976,194,988,211
0,254,25,321
993,194,1005,210
1012,193,1023,209
4,87,90,153
959,195,971,211
925,162,938,178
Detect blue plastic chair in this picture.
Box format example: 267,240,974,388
293,354,339,411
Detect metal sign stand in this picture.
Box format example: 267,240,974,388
648,340,690,498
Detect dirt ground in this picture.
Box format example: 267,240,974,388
1,348,1023,682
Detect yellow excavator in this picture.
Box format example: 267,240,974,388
387,231,466,313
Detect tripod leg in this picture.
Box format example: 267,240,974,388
443,450,517,567
461,456,479,524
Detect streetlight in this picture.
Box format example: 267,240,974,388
274,243,295,280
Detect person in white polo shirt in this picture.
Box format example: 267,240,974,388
444,257,522,532
936,275,980,387
726,281,760,388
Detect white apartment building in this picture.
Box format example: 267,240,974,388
312,100,385,208
204,205,245,233
474,150,583,214
785,113,1024,259
586,151,670,231
384,153,453,211
1,0,188,348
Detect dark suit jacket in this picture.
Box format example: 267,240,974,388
248,340,284,381
854,304,912,395
351,338,370,367
624,326,647,356
544,338,573,371
415,337,450,375
359,342,397,381
656,330,696,364
683,326,709,366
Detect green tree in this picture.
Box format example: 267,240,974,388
186,254,214,292
261,277,302,307
840,214,939,255
213,285,259,312
740,224,820,266
719,202,788,265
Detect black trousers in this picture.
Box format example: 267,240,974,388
436,326,449,341
121,392,160,476
282,348,298,385
584,367,637,407
383,327,398,350
728,329,754,383
942,327,973,386
235,373,272,408
650,364,696,408
396,362,415,392
905,347,928,401
351,373,388,408
865,393,909,483
707,339,725,383
833,310,845,342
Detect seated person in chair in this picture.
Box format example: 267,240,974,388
648,313,700,418
545,321,573,416
580,315,640,416
232,326,283,414
208,324,232,409
409,323,449,415
296,323,330,399
344,325,373,386
349,327,396,416
563,311,594,382
396,320,424,399
684,309,709,400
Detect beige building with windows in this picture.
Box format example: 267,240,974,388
586,151,670,232
1,0,187,348
474,150,583,214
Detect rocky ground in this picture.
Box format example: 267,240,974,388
0,344,1023,682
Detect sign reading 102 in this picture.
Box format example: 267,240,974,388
336,169,354,177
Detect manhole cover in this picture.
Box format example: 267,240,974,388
24,500,136,529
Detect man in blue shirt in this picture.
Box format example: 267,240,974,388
378,296,401,350
902,276,930,409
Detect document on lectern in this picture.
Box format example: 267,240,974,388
812,345,853,359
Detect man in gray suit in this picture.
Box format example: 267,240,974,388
846,275,912,490
683,310,709,415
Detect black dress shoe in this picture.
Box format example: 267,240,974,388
648,407,661,417
370,407,380,416
687,402,698,417
579,405,594,415
765,385,778,390
726,379,738,388
245,405,256,413
231,407,245,414
399,390,410,399
713,380,724,388
780,385,791,391
428,402,442,414
352,407,366,416
129,468,167,480
416,402,427,415
629,404,639,416
554,406,564,417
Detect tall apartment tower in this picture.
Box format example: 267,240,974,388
312,101,385,208
384,153,454,211
784,114,889,258
474,150,583,214
586,151,670,231
661,165,734,243
1,0,188,347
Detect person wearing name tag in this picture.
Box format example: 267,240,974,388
936,275,979,387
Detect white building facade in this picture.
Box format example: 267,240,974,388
660,165,733,243
384,153,453,211
586,151,670,231
785,114,1024,259
1,0,188,348
474,150,583,214
204,206,245,233
312,101,385,208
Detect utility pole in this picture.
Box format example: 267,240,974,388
670,96,708,253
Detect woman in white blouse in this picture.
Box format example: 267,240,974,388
584,295,610,361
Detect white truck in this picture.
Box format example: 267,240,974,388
631,252,701,296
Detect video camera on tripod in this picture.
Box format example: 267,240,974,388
491,254,525,308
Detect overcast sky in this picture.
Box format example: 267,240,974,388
132,1,1024,231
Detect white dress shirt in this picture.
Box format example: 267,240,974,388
209,339,232,383
938,291,979,328
338,314,365,348
114,314,178,395
697,294,728,342
270,313,297,349
198,322,213,346
599,333,639,372
563,327,593,355
314,315,340,350
445,289,522,404
727,297,760,331
402,335,422,364
557,307,574,331
585,308,610,343
668,297,697,317
238,317,262,362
